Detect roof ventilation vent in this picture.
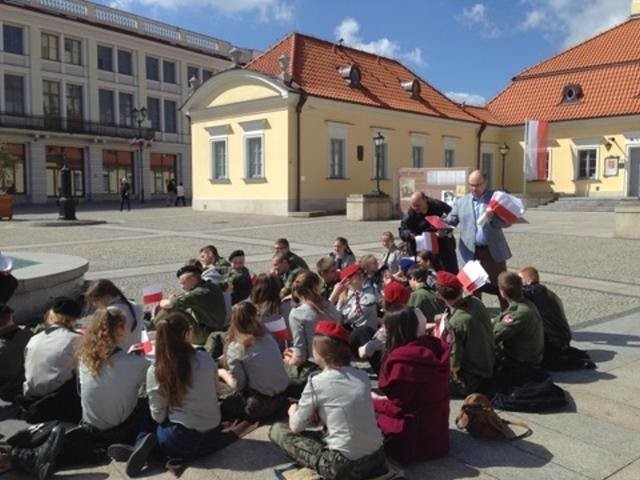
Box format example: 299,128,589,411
400,79,421,99
562,84,583,103
338,64,361,87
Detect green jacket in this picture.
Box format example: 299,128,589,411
408,285,444,322
226,267,252,305
445,296,495,392
170,281,226,345
214,258,231,276
287,252,309,271
493,299,544,368
280,267,303,297
0,325,33,401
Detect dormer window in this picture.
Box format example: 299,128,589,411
400,79,421,99
338,64,361,87
562,84,583,103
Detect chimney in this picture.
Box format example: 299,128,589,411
632,0,640,17
228,48,243,67
278,53,291,84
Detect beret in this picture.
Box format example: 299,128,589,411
435,270,462,290
340,263,362,281
51,296,82,318
315,320,350,344
228,249,245,261
176,264,203,278
383,281,411,306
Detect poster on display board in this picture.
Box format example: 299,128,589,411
397,167,470,214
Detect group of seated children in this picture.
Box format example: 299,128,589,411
0,233,589,480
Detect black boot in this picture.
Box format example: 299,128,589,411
126,433,157,477
11,425,65,480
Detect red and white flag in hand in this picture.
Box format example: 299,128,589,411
265,316,291,341
487,191,525,225
129,329,153,355
142,284,163,305
415,232,440,254
425,215,451,230
457,260,489,294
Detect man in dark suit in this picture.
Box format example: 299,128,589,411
446,170,512,308
399,191,458,273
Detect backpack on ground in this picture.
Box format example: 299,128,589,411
491,377,568,412
455,393,532,440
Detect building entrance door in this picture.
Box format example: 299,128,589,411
629,147,640,197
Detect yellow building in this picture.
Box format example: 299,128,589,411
0,0,254,203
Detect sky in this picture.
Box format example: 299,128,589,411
98,0,632,106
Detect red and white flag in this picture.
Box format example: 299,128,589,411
415,232,440,254
457,260,489,294
425,215,451,230
525,119,549,181
488,191,526,225
129,137,145,148
129,329,153,355
142,284,163,305
265,316,291,341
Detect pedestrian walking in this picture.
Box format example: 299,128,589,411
175,182,186,206
119,178,131,211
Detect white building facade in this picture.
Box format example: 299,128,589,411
0,0,254,203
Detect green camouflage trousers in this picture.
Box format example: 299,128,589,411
284,361,320,399
219,386,288,422
269,422,387,480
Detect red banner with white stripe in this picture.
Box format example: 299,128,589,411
525,119,549,181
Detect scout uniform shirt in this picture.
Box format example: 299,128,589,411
493,299,544,368
339,286,378,331
444,296,495,392
408,285,444,322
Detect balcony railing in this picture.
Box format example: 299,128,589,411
0,112,156,140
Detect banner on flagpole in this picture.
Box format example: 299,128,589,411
524,119,549,181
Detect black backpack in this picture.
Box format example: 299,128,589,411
492,377,568,412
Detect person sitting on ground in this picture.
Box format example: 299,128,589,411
155,265,226,357
373,307,450,464
250,273,290,350
199,245,230,280
316,257,340,300
271,252,303,299
0,423,65,480
358,280,412,374
434,271,495,397
380,231,401,274
269,321,387,480
63,307,150,468
226,250,253,305
493,271,544,387
329,236,356,270
114,312,254,477
85,279,144,351
407,265,444,323
18,297,83,423
415,251,442,289
284,271,341,394
218,303,289,421
518,266,594,370
0,303,32,403
359,254,383,296
274,238,309,271
329,263,379,352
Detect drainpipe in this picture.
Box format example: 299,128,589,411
295,91,308,212
476,121,487,170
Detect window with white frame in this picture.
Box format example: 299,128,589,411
444,137,456,167
577,148,597,179
372,130,390,179
328,122,348,179
210,136,228,180
245,135,264,178
411,134,426,168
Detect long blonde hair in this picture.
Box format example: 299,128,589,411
78,308,125,377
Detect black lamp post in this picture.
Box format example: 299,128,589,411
57,150,77,220
499,142,510,190
373,132,385,195
132,107,147,203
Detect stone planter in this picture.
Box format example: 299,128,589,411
0,194,12,220
346,193,393,221
614,199,640,239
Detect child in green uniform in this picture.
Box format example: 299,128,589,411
226,250,253,305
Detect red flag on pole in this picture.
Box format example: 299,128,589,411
525,120,549,181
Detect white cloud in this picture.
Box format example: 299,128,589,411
520,0,629,49
108,0,295,24
445,91,486,106
459,3,500,38
334,18,426,66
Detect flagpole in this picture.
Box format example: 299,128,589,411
523,119,528,196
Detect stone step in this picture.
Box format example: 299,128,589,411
535,197,621,212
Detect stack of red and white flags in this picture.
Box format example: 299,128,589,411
415,232,439,254
477,191,526,226
457,260,489,293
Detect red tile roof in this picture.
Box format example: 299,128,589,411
487,17,640,126
461,105,502,126
246,33,479,124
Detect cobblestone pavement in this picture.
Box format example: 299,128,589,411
2,204,640,479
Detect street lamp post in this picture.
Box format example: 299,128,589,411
499,142,510,190
373,132,385,196
132,107,147,203
57,149,77,220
